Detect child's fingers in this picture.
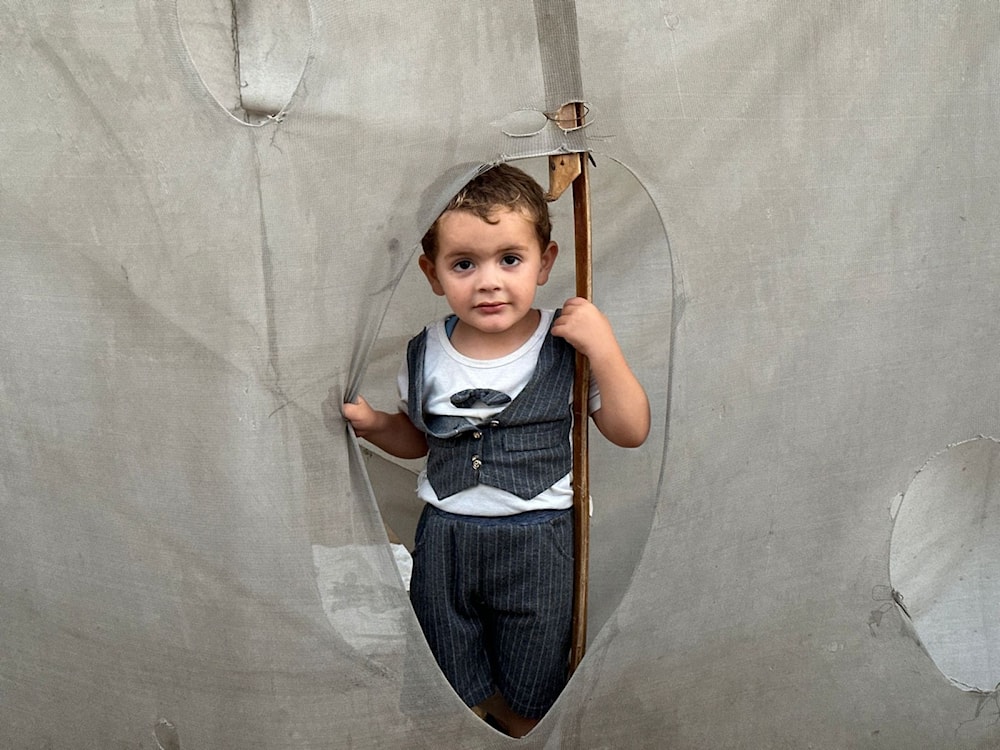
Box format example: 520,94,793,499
322,388,342,432
341,395,369,421
560,296,588,311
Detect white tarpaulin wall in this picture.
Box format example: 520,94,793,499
2,2,999,748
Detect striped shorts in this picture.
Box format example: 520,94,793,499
409,505,574,719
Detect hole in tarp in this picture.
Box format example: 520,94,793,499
153,719,180,750
494,102,595,138
496,109,550,138
890,436,1000,692
347,155,671,727
176,0,310,125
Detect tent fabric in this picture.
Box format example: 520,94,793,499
1,1,999,748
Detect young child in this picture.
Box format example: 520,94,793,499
343,163,649,737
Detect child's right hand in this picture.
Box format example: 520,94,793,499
340,396,429,459
341,395,379,437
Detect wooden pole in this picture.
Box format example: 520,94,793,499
568,143,591,674
546,101,592,675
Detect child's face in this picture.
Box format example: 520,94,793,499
419,208,557,343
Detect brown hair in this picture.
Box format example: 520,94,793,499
420,163,552,259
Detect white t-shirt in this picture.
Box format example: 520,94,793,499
398,309,599,516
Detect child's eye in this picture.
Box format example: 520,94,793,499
453,259,474,271
499,255,521,267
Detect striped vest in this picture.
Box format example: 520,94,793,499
405,315,575,500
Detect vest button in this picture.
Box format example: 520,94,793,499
489,420,500,427
472,431,482,439
471,455,482,471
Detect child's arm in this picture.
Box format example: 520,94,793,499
342,396,428,459
550,297,650,448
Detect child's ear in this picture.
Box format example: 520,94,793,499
536,241,558,286
418,254,446,296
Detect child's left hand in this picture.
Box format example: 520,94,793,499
550,297,617,360
551,297,650,448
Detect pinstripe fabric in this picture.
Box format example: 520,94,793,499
406,313,576,500
409,506,574,719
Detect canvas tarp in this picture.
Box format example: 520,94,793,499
1,2,998,748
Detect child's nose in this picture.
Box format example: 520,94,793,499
477,266,501,290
